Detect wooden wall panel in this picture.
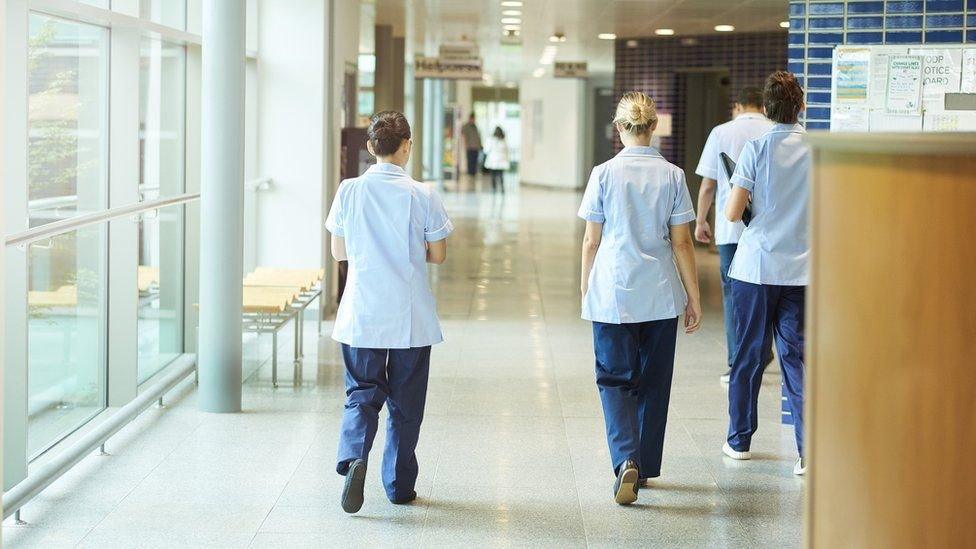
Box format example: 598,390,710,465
806,141,976,548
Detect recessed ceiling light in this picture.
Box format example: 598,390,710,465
501,1,523,6
502,9,521,16
780,21,790,28
655,28,675,36
503,24,521,31
598,33,617,40
714,24,735,32
626,39,639,48
501,17,521,24
533,67,546,78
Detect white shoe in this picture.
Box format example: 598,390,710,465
720,369,731,384
722,442,751,460
793,457,806,476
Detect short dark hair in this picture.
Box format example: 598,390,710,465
368,111,411,156
736,86,764,109
763,71,804,124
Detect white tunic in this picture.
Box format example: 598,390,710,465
325,163,454,348
578,146,696,324
728,123,811,286
695,113,774,245
483,137,510,171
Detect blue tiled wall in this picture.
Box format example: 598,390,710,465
789,0,976,129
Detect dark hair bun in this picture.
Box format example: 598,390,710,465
368,111,412,156
763,72,804,124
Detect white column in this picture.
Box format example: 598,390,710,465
198,0,245,412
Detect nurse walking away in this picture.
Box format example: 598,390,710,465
694,87,775,383
325,111,454,513
722,72,810,476
579,92,703,505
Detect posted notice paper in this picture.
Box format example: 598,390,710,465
910,48,963,112
833,47,871,103
886,55,924,116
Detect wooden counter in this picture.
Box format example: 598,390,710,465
806,133,976,548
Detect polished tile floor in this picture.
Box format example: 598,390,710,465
3,183,803,548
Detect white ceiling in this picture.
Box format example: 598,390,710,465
371,0,790,84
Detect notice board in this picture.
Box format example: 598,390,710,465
830,45,976,132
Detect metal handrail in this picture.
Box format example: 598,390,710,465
4,192,200,248
2,355,197,521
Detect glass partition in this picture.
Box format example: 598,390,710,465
27,225,108,458
137,205,185,383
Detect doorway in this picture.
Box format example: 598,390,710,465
679,69,731,211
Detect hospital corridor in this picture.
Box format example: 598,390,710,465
2,0,973,547
3,187,802,547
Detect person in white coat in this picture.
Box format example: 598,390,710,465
579,91,702,505
694,87,775,383
326,111,454,513
483,126,510,193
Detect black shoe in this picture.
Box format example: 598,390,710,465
613,460,639,505
341,459,367,514
390,491,417,505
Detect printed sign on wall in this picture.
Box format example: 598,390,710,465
414,57,483,80
885,55,924,116
554,61,588,78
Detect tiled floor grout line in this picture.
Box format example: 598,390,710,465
71,396,207,547
527,209,592,549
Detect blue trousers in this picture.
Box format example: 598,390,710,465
727,281,805,457
718,244,773,369
336,345,431,501
593,318,677,478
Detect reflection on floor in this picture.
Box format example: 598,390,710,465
3,184,802,548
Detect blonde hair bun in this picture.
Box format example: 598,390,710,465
614,91,658,135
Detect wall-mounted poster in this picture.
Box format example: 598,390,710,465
910,48,963,112
832,105,870,132
834,48,871,103
962,50,976,94
885,56,924,116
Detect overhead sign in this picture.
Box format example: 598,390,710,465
438,44,480,64
414,57,483,80
554,61,588,78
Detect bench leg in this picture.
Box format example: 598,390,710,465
272,331,278,388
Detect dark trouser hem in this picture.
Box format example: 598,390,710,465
593,318,678,479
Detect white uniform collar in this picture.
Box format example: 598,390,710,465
618,146,663,158
734,112,766,121
367,162,408,175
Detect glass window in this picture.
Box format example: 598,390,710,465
27,14,109,227
137,37,186,382
137,206,184,383
139,37,185,200
141,0,187,30
26,13,109,458
27,226,108,458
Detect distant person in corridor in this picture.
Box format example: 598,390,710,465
484,126,510,193
325,111,454,513
461,113,482,177
723,71,810,476
579,91,702,505
694,87,775,383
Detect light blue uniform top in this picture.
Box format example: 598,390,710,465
728,123,811,286
695,113,774,245
578,146,697,324
325,163,454,349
